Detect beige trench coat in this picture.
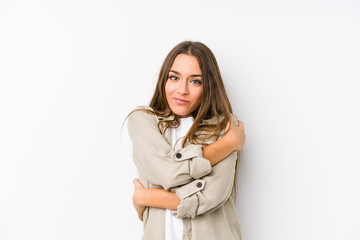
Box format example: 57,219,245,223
127,105,242,240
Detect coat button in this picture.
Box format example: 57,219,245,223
196,182,202,188
176,153,182,159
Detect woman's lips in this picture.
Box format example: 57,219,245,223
173,98,189,104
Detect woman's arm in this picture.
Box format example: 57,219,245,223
133,151,238,220
128,106,210,190
132,116,245,219
133,179,179,221
172,151,238,218
203,117,245,165
128,106,244,190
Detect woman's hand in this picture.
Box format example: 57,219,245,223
225,114,246,152
132,178,146,221
203,115,245,165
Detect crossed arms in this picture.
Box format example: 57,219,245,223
127,106,245,220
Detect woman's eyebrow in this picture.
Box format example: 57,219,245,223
170,70,180,75
170,70,202,77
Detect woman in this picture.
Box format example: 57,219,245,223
127,41,245,240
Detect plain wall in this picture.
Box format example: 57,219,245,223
0,0,359,239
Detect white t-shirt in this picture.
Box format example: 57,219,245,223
165,116,194,240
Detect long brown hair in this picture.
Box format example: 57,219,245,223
148,41,233,147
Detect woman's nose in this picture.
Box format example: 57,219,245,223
177,81,189,95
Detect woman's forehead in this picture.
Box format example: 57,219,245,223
170,54,202,75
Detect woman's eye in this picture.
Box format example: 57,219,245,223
191,79,202,84
169,76,178,80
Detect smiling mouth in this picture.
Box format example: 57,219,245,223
173,98,189,104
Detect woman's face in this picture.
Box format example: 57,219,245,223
165,54,203,117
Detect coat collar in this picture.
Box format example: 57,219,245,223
155,115,173,144
156,115,222,125
156,114,225,145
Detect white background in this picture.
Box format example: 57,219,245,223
1,0,359,239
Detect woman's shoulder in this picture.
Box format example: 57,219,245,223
132,105,153,112
128,105,157,124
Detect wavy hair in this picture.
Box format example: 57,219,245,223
146,41,233,146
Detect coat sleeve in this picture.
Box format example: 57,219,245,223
127,106,212,190
171,151,238,218
170,116,240,218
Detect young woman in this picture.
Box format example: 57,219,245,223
127,41,245,240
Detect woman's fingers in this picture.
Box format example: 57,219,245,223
226,114,235,131
133,178,144,189
239,121,246,140
238,120,244,129
132,178,145,222
228,119,245,151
